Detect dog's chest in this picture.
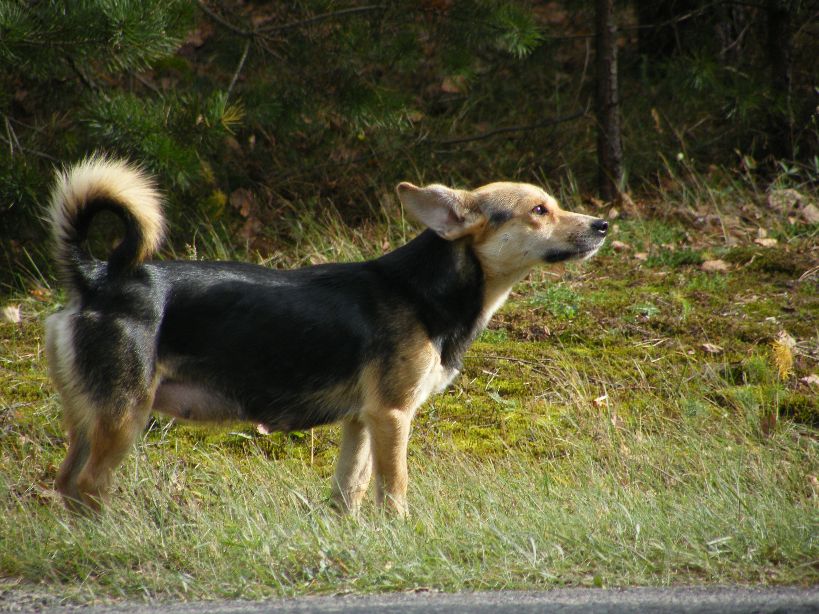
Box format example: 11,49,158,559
417,354,460,401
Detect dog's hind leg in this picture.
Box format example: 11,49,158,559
72,396,154,512
54,407,92,509
331,417,373,514
47,313,94,510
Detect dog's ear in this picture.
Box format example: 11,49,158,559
396,182,484,240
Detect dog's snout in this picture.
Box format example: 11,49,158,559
591,219,608,235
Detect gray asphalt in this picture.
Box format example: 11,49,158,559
22,586,819,613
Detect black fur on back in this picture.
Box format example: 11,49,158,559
130,230,489,431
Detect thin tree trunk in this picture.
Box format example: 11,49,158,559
595,0,623,203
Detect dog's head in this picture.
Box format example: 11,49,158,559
397,181,607,278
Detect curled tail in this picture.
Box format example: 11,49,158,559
49,156,165,292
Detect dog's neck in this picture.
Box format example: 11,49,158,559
375,230,485,369
481,267,530,323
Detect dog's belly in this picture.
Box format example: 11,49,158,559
152,380,243,422
153,356,363,432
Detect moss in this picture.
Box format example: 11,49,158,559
646,248,704,268
710,383,818,429
684,272,728,293
779,392,819,427
723,246,810,276
680,397,712,419
479,328,509,343
717,355,775,386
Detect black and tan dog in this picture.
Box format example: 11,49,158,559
46,157,607,514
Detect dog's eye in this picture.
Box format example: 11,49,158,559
531,204,548,216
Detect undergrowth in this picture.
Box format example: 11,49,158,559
0,171,817,603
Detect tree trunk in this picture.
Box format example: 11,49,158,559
595,0,623,203
765,0,794,160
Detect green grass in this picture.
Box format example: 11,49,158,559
1,182,818,603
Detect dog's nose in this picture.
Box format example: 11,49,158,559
591,219,608,235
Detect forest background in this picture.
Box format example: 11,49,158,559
0,0,816,283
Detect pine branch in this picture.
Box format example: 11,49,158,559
196,0,251,37
227,39,251,98
257,5,387,33
273,104,591,183
436,105,590,146
0,114,59,162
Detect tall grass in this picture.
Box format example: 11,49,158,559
1,421,815,601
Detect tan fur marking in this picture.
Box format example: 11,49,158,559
331,417,373,513
364,407,412,515
73,398,154,511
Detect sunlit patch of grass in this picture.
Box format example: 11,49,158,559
528,283,582,320
684,271,728,293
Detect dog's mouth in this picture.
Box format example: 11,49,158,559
542,237,605,263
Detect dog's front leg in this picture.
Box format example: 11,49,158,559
365,407,412,516
331,417,373,514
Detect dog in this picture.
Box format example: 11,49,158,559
46,157,607,514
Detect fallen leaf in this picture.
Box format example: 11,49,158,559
239,217,262,242
1,304,21,323
441,75,467,94
611,240,630,252
225,136,242,153
651,107,662,133
702,343,723,354
799,203,819,224
618,192,639,216
800,374,819,387
701,259,728,272
29,287,51,301
767,188,804,212
406,110,424,123
754,237,778,247
634,252,648,261
229,188,254,218
183,22,214,48
775,330,796,348
607,208,620,220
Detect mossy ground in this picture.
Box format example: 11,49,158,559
0,209,817,603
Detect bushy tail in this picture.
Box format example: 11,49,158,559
49,156,165,292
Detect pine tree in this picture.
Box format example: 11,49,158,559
1,0,197,274
1,0,544,285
